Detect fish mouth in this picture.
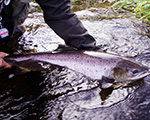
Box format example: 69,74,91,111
127,71,150,81
111,71,150,89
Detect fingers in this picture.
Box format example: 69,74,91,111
0,52,9,58
2,59,12,68
0,52,12,68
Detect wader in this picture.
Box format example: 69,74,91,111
36,0,96,49
0,0,29,53
0,0,97,53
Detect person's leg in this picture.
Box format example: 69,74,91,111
2,1,29,53
11,1,29,40
36,0,97,50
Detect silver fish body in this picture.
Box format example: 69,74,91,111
4,50,150,82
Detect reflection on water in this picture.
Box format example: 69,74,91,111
1,1,150,120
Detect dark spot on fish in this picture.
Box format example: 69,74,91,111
34,45,38,47
72,57,74,60
76,56,79,59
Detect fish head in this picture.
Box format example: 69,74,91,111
113,60,150,82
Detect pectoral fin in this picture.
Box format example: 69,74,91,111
100,76,115,89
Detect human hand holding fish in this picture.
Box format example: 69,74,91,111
0,52,12,68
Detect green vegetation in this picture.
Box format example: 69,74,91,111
112,0,150,22
71,0,150,22
71,0,112,12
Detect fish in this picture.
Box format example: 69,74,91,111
4,50,150,88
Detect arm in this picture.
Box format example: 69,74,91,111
36,0,96,49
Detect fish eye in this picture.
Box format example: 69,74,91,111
132,69,139,74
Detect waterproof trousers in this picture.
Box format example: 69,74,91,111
36,0,96,49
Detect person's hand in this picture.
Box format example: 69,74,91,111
0,52,12,68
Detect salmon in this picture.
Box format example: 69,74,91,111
4,50,150,87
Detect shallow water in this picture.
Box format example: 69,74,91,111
1,1,150,120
